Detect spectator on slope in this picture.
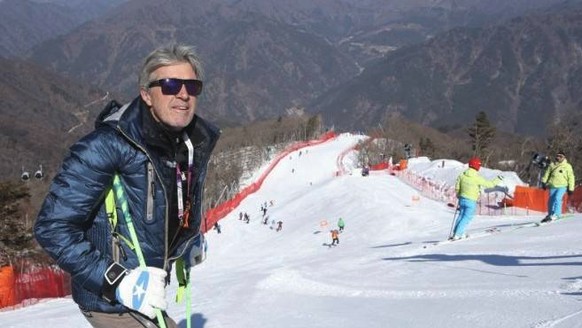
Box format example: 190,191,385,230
337,217,345,232
276,221,283,232
330,229,340,246
262,205,268,217
214,222,222,234
450,157,504,240
34,44,219,328
540,150,576,223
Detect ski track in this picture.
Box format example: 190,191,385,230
420,217,577,250
533,308,582,328
257,269,557,300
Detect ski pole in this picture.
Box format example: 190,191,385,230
448,200,459,239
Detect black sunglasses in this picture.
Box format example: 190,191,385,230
148,78,203,96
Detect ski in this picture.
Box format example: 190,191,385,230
423,214,577,249
423,228,502,248
534,213,575,227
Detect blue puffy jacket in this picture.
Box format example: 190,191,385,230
34,97,220,313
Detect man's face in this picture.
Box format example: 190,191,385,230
556,154,565,162
140,62,199,131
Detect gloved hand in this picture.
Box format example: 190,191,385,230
568,190,574,196
541,183,547,190
116,267,168,319
185,233,207,268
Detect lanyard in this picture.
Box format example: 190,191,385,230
176,132,194,228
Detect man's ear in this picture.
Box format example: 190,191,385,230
140,88,153,107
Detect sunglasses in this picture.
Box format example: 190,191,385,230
148,78,203,96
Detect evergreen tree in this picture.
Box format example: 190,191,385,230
305,115,321,140
419,137,436,158
467,111,496,159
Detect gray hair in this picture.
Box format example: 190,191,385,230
138,44,204,89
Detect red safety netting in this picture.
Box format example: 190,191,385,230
1,259,71,309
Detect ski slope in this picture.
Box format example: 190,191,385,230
2,132,582,328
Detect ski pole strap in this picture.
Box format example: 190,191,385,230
111,174,167,328
105,187,137,257
174,257,192,328
175,258,188,303
105,188,118,229
112,175,147,267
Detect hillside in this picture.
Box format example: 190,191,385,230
22,0,582,130
0,58,109,181
310,7,582,136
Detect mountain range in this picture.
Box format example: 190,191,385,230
312,7,582,135
2,0,582,181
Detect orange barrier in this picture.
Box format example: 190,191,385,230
0,266,16,308
14,266,71,301
370,162,389,171
0,261,71,309
512,185,569,213
569,187,582,212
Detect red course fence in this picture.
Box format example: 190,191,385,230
1,260,70,309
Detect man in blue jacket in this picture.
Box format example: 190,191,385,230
34,44,220,328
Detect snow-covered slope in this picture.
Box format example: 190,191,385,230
2,133,581,328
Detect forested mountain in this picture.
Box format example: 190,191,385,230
2,0,582,182
310,7,582,136
23,0,582,127
0,0,126,57
0,58,108,180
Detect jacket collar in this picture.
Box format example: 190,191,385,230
97,96,221,153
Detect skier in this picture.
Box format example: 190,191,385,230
330,229,340,246
214,222,222,234
540,150,575,223
450,157,504,240
276,221,283,232
361,166,370,176
337,217,345,232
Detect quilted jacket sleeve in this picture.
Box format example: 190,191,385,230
34,127,129,294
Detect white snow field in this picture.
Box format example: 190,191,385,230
1,132,581,328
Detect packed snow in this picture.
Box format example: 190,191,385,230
1,132,581,328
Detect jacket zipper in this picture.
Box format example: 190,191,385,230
116,128,170,272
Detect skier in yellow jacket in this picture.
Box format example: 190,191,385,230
540,150,575,223
451,157,504,240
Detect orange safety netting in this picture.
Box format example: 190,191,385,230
0,266,16,308
511,185,573,213
0,262,71,309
